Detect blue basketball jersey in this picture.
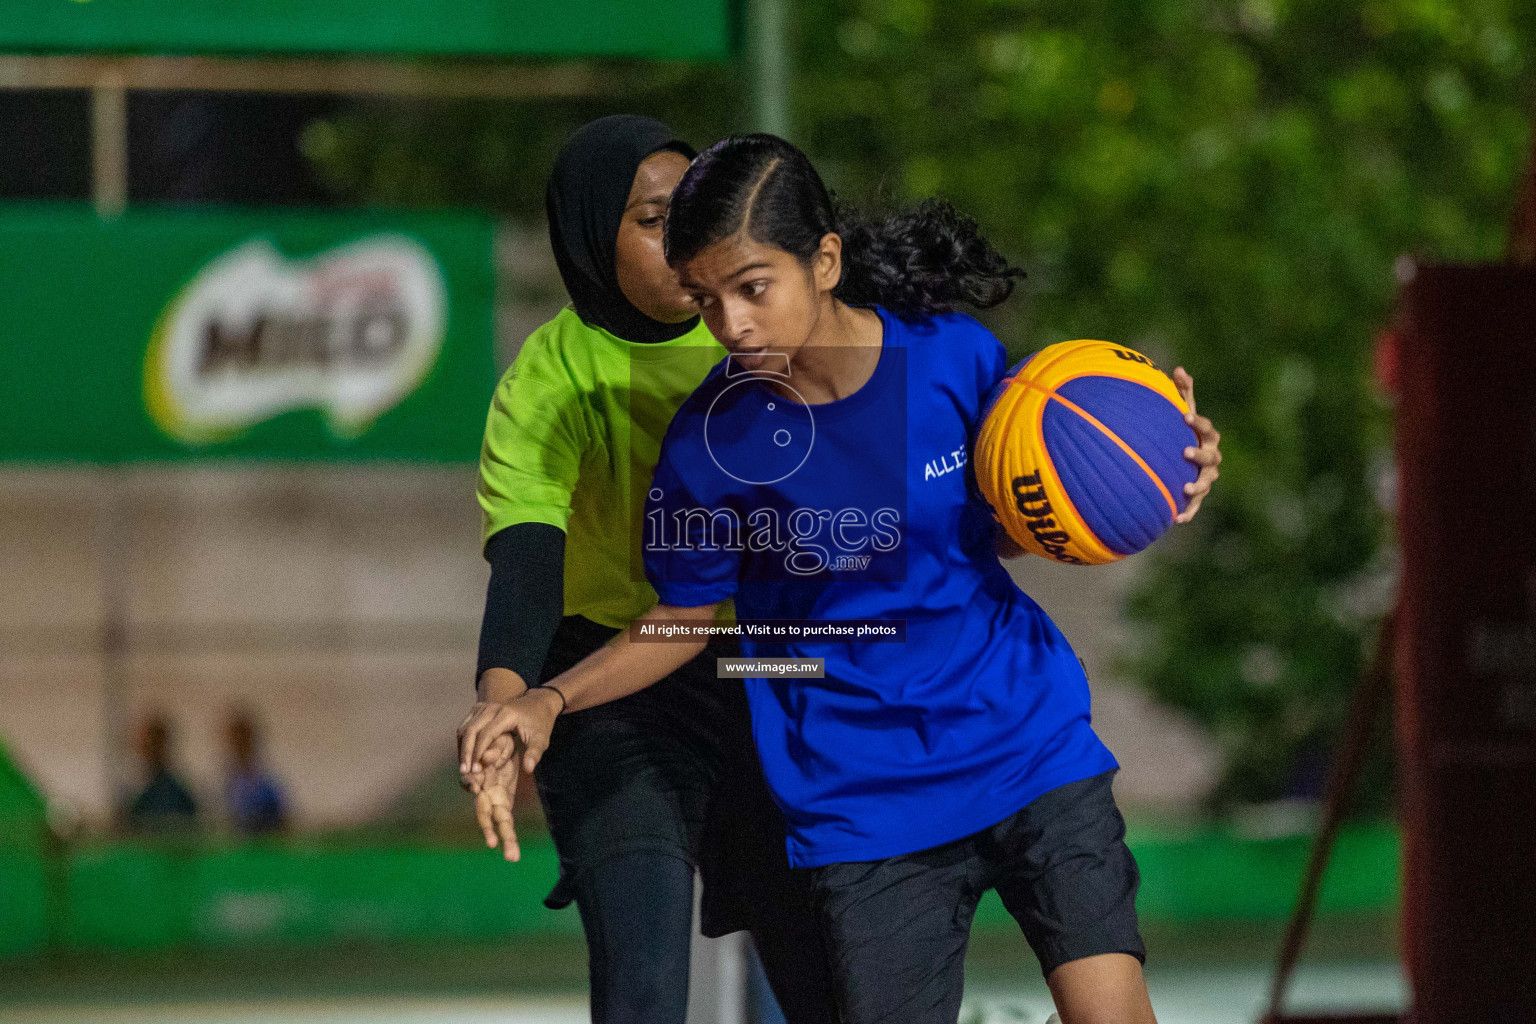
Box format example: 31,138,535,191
644,306,1119,868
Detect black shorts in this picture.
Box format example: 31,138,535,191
808,769,1145,1024
532,614,801,938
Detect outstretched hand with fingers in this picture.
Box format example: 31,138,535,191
466,733,523,861
1172,366,1221,523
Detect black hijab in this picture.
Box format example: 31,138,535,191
546,115,699,344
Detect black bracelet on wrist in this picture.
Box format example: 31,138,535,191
540,682,568,716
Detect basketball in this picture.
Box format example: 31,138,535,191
975,340,1199,565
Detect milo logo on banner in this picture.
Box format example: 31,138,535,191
145,234,447,444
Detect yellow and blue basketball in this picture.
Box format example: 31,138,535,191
975,340,1198,565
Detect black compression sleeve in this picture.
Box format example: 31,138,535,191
475,522,567,692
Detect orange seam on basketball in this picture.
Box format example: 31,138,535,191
1049,370,1188,414
1019,378,1179,520
1028,396,1116,563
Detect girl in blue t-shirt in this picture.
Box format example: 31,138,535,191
463,134,1221,1024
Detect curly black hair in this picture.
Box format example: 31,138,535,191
664,134,1024,321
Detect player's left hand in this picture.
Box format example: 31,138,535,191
1173,367,1221,523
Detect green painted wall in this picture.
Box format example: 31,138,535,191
0,0,731,60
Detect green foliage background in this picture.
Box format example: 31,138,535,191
304,0,1536,815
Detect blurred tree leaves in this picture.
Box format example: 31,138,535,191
793,0,1534,814
305,0,1536,815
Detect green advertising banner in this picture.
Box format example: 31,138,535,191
0,0,731,60
0,203,495,462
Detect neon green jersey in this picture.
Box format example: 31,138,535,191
477,306,731,629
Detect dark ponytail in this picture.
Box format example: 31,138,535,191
665,134,1024,321
835,198,1024,315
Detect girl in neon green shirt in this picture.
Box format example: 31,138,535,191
459,115,834,1024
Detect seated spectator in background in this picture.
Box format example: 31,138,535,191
125,714,197,832
224,709,288,835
